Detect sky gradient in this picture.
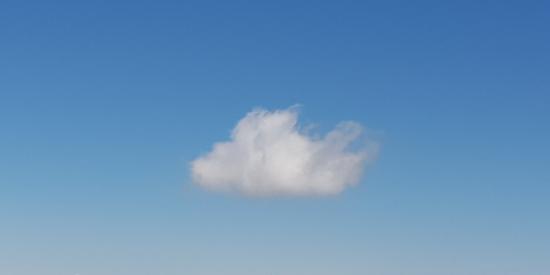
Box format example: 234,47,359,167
1,1,549,274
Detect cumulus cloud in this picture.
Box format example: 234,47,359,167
190,107,378,197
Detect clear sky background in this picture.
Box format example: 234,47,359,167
1,1,549,274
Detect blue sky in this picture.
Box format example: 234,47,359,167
1,0,549,274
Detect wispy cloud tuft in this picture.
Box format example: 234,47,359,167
190,107,378,197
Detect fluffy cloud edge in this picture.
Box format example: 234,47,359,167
190,107,379,197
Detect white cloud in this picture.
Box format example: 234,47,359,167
190,107,378,197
